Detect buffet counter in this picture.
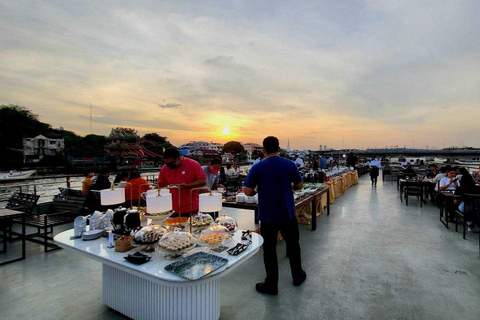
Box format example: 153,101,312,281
54,229,263,320
325,170,358,203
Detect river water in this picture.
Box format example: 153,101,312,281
0,172,160,206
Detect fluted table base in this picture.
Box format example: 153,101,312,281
102,264,220,320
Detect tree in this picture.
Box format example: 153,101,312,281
223,141,244,155
141,133,173,155
252,150,264,160
0,104,51,167
142,133,168,144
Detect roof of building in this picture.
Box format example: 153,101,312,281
107,127,140,140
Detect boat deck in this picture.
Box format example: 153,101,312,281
1,175,479,320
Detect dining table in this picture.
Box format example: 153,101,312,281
222,186,330,231
439,190,456,229
0,208,26,266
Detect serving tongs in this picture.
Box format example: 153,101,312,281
227,230,252,255
241,230,252,243
227,243,249,256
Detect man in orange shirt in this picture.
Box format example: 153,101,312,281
82,170,94,196
158,148,206,214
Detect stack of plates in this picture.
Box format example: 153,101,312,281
82,229,104,241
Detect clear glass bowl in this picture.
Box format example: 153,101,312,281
143,209,174,223
155,228,197,256
130,225,166,246
198,223,233,247
188,213,214,230
162,215,189,228
215,214,238,233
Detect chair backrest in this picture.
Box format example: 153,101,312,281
463,193,480,210
405,180,422,190
58,187,85,197
6,192,40,214
402,172,416,179
475,199,480,217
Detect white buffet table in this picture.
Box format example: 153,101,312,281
54,229,263,320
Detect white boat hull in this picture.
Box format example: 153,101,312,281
0,170,36,180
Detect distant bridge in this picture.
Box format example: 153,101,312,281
316,148,480,158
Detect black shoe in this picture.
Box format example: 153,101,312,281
293,271,307,286
256,282,278,295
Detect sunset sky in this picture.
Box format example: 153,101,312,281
1,1,479,150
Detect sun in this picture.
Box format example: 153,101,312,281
221,124,231,135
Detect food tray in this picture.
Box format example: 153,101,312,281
144,210,174,222
164,252,228,280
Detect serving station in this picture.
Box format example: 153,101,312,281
55,228,262,320
54,184,263,320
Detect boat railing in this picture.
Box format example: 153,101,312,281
0,177,82,207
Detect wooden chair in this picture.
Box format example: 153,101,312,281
476,199,480,258
58,187,84,197
3,193,40,241
5,193,40,213
454,192,480,240
404,181,423,207
11,194,85,252
391,170,400,185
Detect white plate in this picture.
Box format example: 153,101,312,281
82,229,103,241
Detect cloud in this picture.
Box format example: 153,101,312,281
157,103,181,109
1,1,480,149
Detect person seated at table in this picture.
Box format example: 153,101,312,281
125,170,151,205
232,162,240,175
82,170,94,196
225,163,236,176
433,167,447,191
454,168,480,231
439,169,458,191
426,164,438,179
218,166,227,185
403,164,415,175
474,165,480,182
453,166,462,181
114,170,130,188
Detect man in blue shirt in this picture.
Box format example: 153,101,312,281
244,136,306,295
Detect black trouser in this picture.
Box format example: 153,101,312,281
260,218,304,288
371,176,377,185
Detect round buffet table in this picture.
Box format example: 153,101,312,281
54,229,263,320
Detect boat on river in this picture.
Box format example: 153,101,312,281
0,170,37,181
